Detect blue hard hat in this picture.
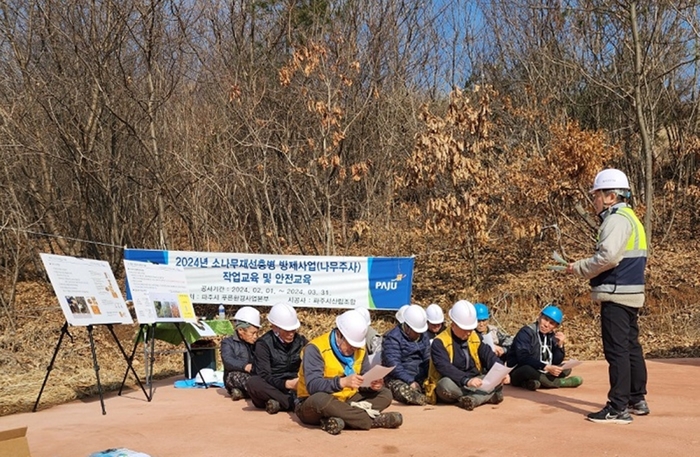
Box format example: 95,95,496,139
541,305,563,324
474,303,489,321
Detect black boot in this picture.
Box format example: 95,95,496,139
371,412,403,429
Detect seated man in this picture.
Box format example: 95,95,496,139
474,302,513,361
296,309,403,435
424,300,509,410
220,306,260,400
382,304,430,405
425,303,446,341
247,303,307,414
507,304,582,390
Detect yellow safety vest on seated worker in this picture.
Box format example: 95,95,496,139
423,329,481,404
297,331,366,402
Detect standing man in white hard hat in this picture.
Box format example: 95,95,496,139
247,303,307,414
425,303,446,341
296,309,403,435
567,168,649,425
424,300,509,410
381,304,431,405
221,306,261,401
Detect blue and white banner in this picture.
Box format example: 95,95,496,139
124,249,414,311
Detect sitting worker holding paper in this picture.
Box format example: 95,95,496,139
507,304,583,391
295,309,403,435
474,302,513,361
221,306,261,400
381,304,431,405
424,300,510,410
247,303,308,414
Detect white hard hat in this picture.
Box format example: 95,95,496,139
448,300,478,330
425,303,444,325
233,306,261,327
395,304,410,324
403,304,428,333
355,307,372,326
267,303,300,331
590,168,630,193
336,309,368,348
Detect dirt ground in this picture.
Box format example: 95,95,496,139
0,358,698,457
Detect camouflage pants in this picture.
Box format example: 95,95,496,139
224,371,251,396
386,378,427,405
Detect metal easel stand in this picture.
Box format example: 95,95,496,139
34,323,108,414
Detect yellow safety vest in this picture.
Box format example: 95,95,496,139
423,328,481,404
297,331,365,402
591,205,647,293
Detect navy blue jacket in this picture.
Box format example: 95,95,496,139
507,323,565,371
431,330,502,386
381,325,430,384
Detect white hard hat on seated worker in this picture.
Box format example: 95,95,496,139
233,306,261,327
590,169,630,193
395,304,410,324
425,303,445,325
267,303,300,331
448,300,478,330
354,307,372,326
336,309,369,348
403,304,428,333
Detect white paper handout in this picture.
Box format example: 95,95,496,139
560,359,583,370
191,320,217,338
359,365,395,387
479,363,514,392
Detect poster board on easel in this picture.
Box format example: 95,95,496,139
122,259,210,389
122,259,197,324
36,253,147,414
40,253,133,326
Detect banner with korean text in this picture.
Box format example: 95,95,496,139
124,249,414,311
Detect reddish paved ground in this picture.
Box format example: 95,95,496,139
1,358,698,457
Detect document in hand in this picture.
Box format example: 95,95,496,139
560,360,582,370
359,365,395,387
479,363,514,393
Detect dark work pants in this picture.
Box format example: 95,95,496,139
435,376,499,406
296,388,392,430
601,301,647,411
246,375,294,411
510,365,570,388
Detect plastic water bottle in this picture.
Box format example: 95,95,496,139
218,304,225,320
